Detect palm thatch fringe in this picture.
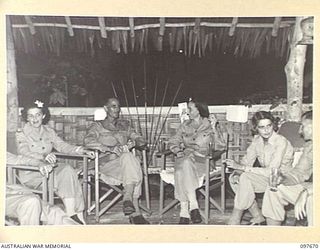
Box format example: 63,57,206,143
12,24,293,59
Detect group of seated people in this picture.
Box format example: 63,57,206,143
5,97,313,226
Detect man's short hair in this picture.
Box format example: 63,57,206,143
105,97,119,106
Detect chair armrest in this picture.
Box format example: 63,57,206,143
212,150,226,161
7,164,39,171
54,152,92,159
156,149,173,157
134,145,148,152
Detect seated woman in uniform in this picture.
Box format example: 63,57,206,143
167,98,214,224
224,111,294,225
16,99,94,224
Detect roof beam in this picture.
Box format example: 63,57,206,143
229,17,238,36
24,16,36,35
272,17,282,37
12,20,295,31
98,17,107,38
65,16,74,36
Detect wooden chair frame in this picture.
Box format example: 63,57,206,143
88,147,151,223
6,164,55,205
53,152,93,220
158,149,226,224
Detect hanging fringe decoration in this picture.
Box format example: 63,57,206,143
208,32,213,53
88,30,95,57
19,28,29,54
183,26,188,56
112,30,121,53
144,28,149,54
10,18,293,59
120,30,128,54
139,29,145,54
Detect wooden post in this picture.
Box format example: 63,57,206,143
65,16,74,37
129,17,135,51
272,17,282,37
98,17,107,38
24,16,36,35
158,17,165,51
284,17,307,121
7,16,19,135
229,17,238,36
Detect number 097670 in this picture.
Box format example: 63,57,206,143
300,244,319,248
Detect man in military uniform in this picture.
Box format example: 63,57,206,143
84,98,149,224
262,111,313,226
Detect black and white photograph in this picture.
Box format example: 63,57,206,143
2,0,317,243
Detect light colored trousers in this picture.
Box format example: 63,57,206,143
174,155,205,202
18,163,84,214
230,172,269,210
6,185,77,225
99,152,143,198
262,184,313,225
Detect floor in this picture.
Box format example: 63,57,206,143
84,179,301,226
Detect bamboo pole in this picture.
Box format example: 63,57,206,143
148,81,183,165
148,77,158,146
24,16,36,35
284,17,307,122
158,17,165,51
12,20,295,31
272,17,282,37
131,77,142,134
120,80,134,126
65,16,74,37
143,58,148,143
98,17,107,38
129,17,135,51
229,17,238,36
129,17,135,38
6,16,19,134
110,81,118,98
149,78,170,160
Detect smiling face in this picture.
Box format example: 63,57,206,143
27,107,45,128
188,102,200,120
104,98,120,119
256,118,274,140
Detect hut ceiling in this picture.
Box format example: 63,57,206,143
9,15,296,58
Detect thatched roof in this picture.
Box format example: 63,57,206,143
9,15,296,58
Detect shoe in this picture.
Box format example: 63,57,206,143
129,215,150,224
123,200,135,215
179,217,190,224
190,209,202,224
228,208,244,225
70,214,84,225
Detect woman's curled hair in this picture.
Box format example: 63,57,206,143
251,111,278,134
188,98,210,118
21,99,51,124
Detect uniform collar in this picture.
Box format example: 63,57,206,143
188,117,211,131
258,131,278,146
